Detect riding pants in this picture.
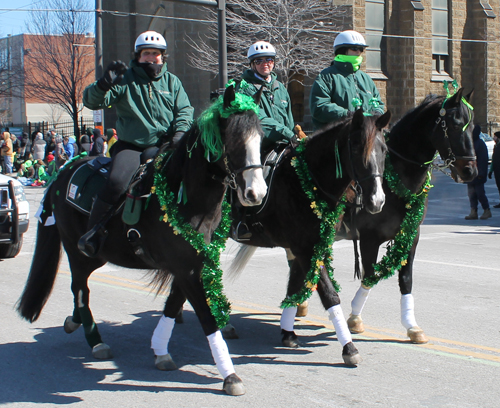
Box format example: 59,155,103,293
98,140,146,205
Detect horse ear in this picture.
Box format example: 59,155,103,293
223,85,236,109
448,87,464,106
351,108,365,130
253,86,264,105
376,110,391,130
464,88,474,102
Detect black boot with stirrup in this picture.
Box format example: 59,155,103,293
78,197,115,257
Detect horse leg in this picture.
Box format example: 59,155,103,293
152,280,186,371
399,231,428,344
347,239,380,334
175,269,245,396
285,249,308,317
280,257,303,348
65,249,110,358
316,266,361,366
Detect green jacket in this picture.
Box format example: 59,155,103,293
237,70,295,151
309,60,385,129
83,61,194,148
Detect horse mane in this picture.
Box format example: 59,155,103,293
391,93,443,132
308,114,378,165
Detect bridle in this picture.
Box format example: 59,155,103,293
431,98,476,168
221,155,264,190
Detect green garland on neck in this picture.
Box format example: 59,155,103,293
282,139,346,308
363,155,433,287
151,153,232,328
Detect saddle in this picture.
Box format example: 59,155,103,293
66,147,159,221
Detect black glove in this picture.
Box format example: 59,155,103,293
488,172,493,179
97,61,128,92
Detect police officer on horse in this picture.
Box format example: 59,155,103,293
79,31,194,257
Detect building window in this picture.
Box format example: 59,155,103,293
365,0,385,72
432,0,450,75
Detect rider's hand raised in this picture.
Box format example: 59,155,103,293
98,61,128,92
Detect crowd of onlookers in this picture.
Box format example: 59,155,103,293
0,126,118,185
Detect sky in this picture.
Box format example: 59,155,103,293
0,1,40,36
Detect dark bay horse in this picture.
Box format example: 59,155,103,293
158,109,391,367
16,86,267,396
339,89,477,343
269,88,476,347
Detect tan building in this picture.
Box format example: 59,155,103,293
0,33,95,128
100,0,500,133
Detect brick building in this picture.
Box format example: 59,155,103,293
101,0,500,133
0,33,95,129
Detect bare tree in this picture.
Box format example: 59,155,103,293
24,0,94,137
188,0,346,87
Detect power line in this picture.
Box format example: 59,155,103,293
0,7,497,45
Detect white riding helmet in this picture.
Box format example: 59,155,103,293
135,31,167,52
247,41,276,61
333,30,367,53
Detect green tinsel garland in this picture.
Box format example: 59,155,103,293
281,139,346,308
363,155,433,287
152,153,232,328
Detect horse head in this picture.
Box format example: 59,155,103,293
217,85,267,206
346,109,391,214
436,88,477,182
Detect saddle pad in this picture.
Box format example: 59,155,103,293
66,161,110,214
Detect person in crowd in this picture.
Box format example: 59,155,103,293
21,132,31,160
1,131,13,174
63,135,75,160
79,30,194,257
45,132,57,160
89,128,106,157
80,131,92,154
465,125,491,220
309,30,385,129
488,131,500,208
32,132,46,161
105,128,118,158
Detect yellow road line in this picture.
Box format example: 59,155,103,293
57,268,500,364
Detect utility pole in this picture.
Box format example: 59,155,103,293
95,0,104,131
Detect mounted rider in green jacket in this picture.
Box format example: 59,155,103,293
310,30,385,129
79,31,194,258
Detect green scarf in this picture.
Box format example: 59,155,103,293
335,55,363,72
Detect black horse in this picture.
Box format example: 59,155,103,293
265,88,476,346
156,109,391,367
17,86,267,396
339,89,477,343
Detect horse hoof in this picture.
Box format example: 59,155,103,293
407,326,428,344
281,329,300,348
92,343,113,359
347,314,365,333
342,342,361,366
155,354,177,371
223,373,245,396
63,316,81,333
222,324,239,339
296,301,308,317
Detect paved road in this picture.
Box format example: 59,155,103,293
1,171,499,407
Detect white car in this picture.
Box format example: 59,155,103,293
479,132,494,162
0,174,30,258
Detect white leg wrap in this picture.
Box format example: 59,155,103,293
351,285,371,316
151,315,175,356
280,306,298,332
328,305,352,346
207,330,235,379
401,294,418,329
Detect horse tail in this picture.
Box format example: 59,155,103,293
227,244,257,282
16,215,62,323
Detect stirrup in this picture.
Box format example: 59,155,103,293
232,221,252,241
78,226,108,258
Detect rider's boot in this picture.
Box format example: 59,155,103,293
78,197,114,257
